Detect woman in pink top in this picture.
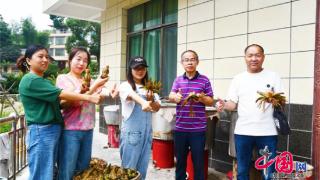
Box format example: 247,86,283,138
56,47,116,180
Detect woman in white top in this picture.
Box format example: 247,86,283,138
119,56,160,180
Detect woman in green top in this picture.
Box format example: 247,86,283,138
17,45,103,180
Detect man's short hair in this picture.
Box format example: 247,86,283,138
181,50,199,60
244,44,264,54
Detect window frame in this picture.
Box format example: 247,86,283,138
126,0,177,95
55,37,65,45
55,48,65,57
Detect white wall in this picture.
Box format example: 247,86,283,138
177,0,316,105
100,0,316,105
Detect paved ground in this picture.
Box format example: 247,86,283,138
16,114,227,180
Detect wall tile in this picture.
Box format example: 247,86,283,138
263,53,290,78
105,30,117,44
212,141,233,166
210,159,232,173
281,79,290,100
178,26,187,44
214,57,246,78
212,79,233,98
101,22,106,33
291,24,316,52
105,42,117,56
277,134,288,152
249,28,290,54
288,130,311,158
106,17,118,32
197,59,214,79
177,44,187,60
291,51,315,78
289,104,313,131
249,4,290,33
215,13,247,38
215,35,247,58
292,0,316,26
215,0,247,18
117,14,127,28
188,0,212,6
290,78,314,105
215,121,230,142
178,0,187,9
187,20,214,42
249,0,290,10
101,32,107,45
187,40,214,59
188,1,214,24
178,8,187,27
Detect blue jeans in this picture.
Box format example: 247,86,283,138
26,124,61,180
120,102,152,180
235,134,277,180
174,131,206,180
58,129,93,180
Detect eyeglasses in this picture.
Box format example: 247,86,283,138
182,58,197,63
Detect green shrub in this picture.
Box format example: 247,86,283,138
44,62,60,84
0,123,12,133
0,112,12,133
1,72,23,94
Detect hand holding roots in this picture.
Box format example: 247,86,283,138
80,69,91,94
181,92,200,117
256,91,286,111
142,79,162,101
101,65,109,79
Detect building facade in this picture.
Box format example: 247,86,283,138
48,29,72,68
43,0,318,175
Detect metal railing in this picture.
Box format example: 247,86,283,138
0,115,27,180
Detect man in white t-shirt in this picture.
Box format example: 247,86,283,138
217,44,282,180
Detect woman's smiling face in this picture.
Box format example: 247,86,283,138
27,49,49,76
69,51,89,75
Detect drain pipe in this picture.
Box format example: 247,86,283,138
312,0,320,179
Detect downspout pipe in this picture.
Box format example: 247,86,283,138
312,0,320,179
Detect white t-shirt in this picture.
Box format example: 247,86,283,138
226,69,283,136
119,81,160,121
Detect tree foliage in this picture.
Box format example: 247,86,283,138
36,31,50,48
0,15,21,62
0,16,50,63
21,17,37,47
1,72,24,94
10,21,23,47
44,62,60,85
0,45,21,62
0,15,12,46
49,15,67,31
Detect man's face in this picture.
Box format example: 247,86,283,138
245,46,265,73
181,52,199,73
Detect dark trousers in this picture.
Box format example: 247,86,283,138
235,134,278,180
174,131,206,180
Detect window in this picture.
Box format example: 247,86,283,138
49,37,54,45
127,0,177,96
55,48,65,56
55,37,65,45
48,48,54,56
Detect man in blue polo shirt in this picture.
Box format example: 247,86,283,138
169,50,214,180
